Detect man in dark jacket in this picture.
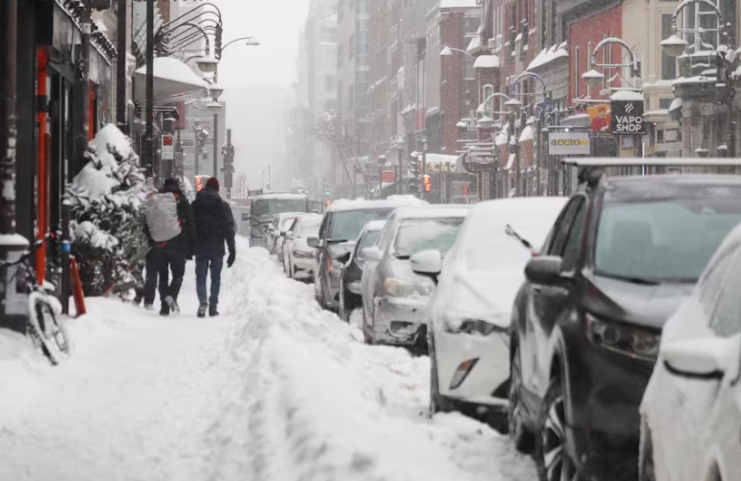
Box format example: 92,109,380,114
147,177,196,316
192,177,236,317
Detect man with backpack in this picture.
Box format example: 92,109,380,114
192,177,236,317
144,177,195,316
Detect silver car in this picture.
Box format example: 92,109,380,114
360,205,471,348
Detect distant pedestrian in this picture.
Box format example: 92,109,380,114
144,177,195,316
192,177,236,317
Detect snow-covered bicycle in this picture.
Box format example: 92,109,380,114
1,236,71,365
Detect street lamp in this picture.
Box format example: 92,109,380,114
440,45,475,59
660,34,689,58
209,83,224,100
582,69,606,89
196,56,219,73
206,101,222,114
505,98,523,113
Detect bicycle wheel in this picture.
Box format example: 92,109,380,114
28,292,71,365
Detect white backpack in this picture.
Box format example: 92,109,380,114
145,193,182,242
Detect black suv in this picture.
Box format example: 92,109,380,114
509,170,741,481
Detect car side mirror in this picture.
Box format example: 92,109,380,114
524,256,564,286
242,212,250,221
307,237,321,248
361,246,383,262
336,252,351,264
279,230,287,237
662,337,740,380
410,249,442,281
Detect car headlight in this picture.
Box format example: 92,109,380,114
444,318,508,337
383,277,420,298
293,250,314,259
328,259,344,275
586,313,660,361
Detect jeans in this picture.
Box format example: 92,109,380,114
155,248,186,304
196,256,224,308
142,249,158,305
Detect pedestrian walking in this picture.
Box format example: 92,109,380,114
144,177,195,316
192,177,236,317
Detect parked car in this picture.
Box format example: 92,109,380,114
509,171,741,481
337,220,387,322
247,193,309,247
283,213,323,281
411,198,567,429
309,197,426,311
360,205,470,349
268,212,304,255
639,221,741,481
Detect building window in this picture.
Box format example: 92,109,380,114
574,46,580,99
659,98,673,110
683,0,721,52
482,84,494,113
661,14,677,79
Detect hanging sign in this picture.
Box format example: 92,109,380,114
161,135,174,160
549,133,591,155
612,99,647,135
463,151,497,172
381,170,396,183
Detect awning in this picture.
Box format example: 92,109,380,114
133,57,208,104
474,55,500,69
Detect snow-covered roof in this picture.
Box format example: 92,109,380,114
394,205,472,220
610,89,644,102
440,0,479,8
329,195,427,212
527,43,569,71
425,153,459,165
364,220,388,232
669,97,682,112
474,55,500,69
253,193,307,200
466,36,481,53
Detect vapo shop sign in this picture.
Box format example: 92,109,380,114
612,99,647,135
549,133,591,155
463,151,497,172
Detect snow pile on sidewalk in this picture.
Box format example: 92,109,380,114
225,239,535,481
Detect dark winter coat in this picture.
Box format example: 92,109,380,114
145,183,196,255
192,187,236,258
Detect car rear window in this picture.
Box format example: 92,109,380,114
327,209,393,242
595,187,741,283
393,217,465,259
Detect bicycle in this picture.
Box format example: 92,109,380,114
1,235,72,365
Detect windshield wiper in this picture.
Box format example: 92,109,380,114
602,273,660,286
327,239,349,244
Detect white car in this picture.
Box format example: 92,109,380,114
268,212,303,255
639,222,741,481
283,213,323,281
411,197,567,428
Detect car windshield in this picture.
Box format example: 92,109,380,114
280,216,299,230
253,199,307,216
299,221,320,238
328,209,393,242
393,217,465,259
595,192,741,283
358,230,382,251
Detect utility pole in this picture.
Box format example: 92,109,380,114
1,0,18,235
116,0,127,131
224,128,233,199
143,0,154,180
72,0,92,176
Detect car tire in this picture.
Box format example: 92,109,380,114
429,347,454,415
535,376,583,481
339,280,350,323
362,307,374,345
509,343,535,453
638,422,657,481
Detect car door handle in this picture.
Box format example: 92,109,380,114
532,285,543,293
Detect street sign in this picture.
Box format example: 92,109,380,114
612,98,647,135
381,170,396,183
462,151,496,172
549,132,591,155
161,135,174,160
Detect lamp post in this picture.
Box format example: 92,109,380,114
377,155,387,199
660,0,736,158
440,45,475,60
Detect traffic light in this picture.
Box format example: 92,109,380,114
423,175,432,193
409,160,420,177
325,190,331,196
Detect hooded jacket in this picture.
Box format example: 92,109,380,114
192,186,236,258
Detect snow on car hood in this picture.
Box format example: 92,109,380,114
328,241,356,259
446,269,523,328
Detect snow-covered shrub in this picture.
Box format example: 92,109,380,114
64,124,153,297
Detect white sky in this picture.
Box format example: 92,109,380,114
214,0,310,190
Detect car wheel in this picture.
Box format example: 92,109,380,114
509,343,534,453
339,286,351,323
535,376,583,481
429,346,453,415
638,423,657,481
361,307,374,345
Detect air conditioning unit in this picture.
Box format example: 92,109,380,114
487,38,497,50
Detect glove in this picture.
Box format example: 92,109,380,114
227,250,236,268
186,249,194,261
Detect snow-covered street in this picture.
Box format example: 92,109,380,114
0,238,536,481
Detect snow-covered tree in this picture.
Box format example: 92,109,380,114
64,124,153,297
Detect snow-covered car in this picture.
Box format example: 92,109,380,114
248,193,309,247
360,205,470,348
283,213,323,281
309,196,427,311
412,198,567,425
268,212,304,256
639,222,741,481
337,220,387,322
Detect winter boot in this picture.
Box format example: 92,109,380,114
144,303,154,311
209,307,220,317
160,304,170,317
197,302,208,318
165,295,180,314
